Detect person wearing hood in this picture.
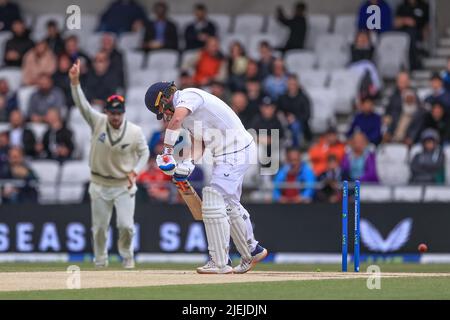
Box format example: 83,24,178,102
410,128,445,184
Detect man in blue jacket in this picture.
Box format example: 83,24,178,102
273,148,316,203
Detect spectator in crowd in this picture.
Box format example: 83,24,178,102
358,0,392,33
394,0,429,70
383,89,421,144
273,147,315,203
410,128,445,184
315,154,342,203
3,19,34,67
424,73,450,112
230,91,251,128
28,74,66,122
249,96,285,167
341,131,378,183
39,108,74,162
245,79,263,115
0,147,38,204
277,74,312,146
142,1,178,51
22,40,57,86
0,0,22,32
308,127,346,177
184,3,216,50
409,102,450,145
44,20,64,56
347,97,382,145
0,95,8,122
99,33,125,89
84,51,121,106
178,70,194,90
0,78,18,118
244,59,262,82
137,156,173,202
349,30,381,99
276,2,307,51
227,41,249,92
0,131,9,169
263,58,288,100
385,72,416,119
257,41,275,80
441,58,450,92
209,80,227,101
97,0,147,34
7,110,36,157
52,54,74,107
64,35,91,67
192,36,226,86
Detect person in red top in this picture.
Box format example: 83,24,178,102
137,156,172,202
192,36,226,86
308,127,346,176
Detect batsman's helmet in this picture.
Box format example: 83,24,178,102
145,81,176,120
105,94,125,113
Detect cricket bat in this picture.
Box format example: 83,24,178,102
173,179,203,221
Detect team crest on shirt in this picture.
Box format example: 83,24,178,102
98,132,106,143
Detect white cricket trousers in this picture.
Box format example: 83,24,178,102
209,141,258,252
89,182,136,263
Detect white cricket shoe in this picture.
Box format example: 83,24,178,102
122,258,135,269
196,259,233,274
94,260,109,268
233,244,268,274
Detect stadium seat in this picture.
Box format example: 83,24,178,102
17,86,37,116
32,14,65,41
79,14,98,34
82,32,105,58
29,160,60,204
266,16,290,47
376,162,411,186
307,88,337,134
180,49,200,73
118,32,142,52
209,14,232,38
0,67,22,92
233,14,265,36
408,143,423,161
305,14,331,49
393,186,423,202
423,186,450,202
0,31,12,66
128,69,159,88
0,123,10,133
315,34,349,70
416,87,433,102
126,87,147,106
375,32,410,79
284,49,317,72
147,50,179,71
317,51,349,70
328,69,361,113
68,121,92,159
124,50,146,83
58,161,90,203
221,33,248,54
161,68,179,82
172,14,193,37
247,34,279,60
376,143,409,163
333,14,357,41
360,185,392,202
26,123,47,143
296,69,328,90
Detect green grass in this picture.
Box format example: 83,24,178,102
1,262,450,300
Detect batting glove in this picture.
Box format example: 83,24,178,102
173,158,195,181
156,154,177,175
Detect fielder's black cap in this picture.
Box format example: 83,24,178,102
105,94,125,113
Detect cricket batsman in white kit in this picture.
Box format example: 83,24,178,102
144,81,267,274
69,60,149,268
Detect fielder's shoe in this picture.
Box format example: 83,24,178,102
196,258,233,274
94,260,109,268
122,258,135,269
233,244,268,274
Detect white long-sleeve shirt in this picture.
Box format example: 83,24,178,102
71,84,149,187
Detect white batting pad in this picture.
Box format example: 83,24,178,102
202,187,230,268
227,205,252,261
